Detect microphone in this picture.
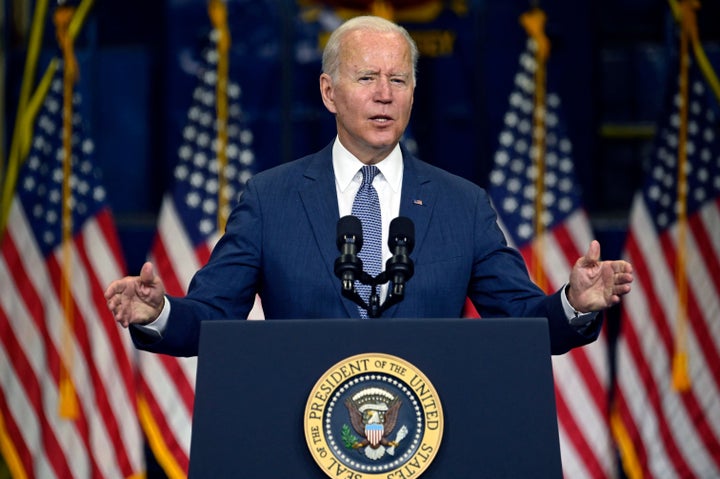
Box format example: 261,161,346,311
334,215,364,291
385,216,414,297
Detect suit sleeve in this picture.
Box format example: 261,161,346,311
466,189,601,355
131,178,263,357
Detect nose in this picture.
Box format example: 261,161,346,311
374,77,392,102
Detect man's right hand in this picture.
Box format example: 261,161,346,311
104,261,166,328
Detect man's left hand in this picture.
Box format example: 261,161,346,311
566,240,634,313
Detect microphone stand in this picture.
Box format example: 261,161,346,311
338,270,408,319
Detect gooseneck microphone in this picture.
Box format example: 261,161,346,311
334,215,416,318
334,215,364,291
385,216,415,297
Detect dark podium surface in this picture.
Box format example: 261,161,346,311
189,317,562,478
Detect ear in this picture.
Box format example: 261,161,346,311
319,73,337,114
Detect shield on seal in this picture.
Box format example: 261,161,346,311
365,423,384,447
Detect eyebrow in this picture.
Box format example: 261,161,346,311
355,69,410,78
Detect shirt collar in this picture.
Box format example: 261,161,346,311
332,137,403,193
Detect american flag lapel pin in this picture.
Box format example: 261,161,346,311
413,199,424,206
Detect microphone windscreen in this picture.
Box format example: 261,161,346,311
337,215,364,250
388,216,415,253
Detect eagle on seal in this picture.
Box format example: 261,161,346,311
345,395,402,449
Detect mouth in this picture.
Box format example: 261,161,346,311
369,115,393,125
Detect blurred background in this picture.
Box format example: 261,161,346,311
2,0,720,478
4,0,718,272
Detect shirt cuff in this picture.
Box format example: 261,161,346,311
133,296,171,338
561,284,597,327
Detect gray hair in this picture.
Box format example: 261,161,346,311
321,15,419,84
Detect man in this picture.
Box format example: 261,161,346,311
105,15,633,357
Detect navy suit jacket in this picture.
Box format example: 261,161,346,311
133,142,600,356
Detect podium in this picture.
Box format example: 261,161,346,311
188,318,562,478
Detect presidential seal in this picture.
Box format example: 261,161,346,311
304,353,443,479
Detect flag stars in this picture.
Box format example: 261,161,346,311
520,52,536,72
503,197,518,213
510,92,523,108
186,191,201,208
203,70,218,86
202,198,217,215
558,197,573,212
199,112,213,128
197,132,211,148
205,178,219,194
517,223,533,240
495,151,510,166
198,219,213,235
193,152,209,168
228,83,241,99
188,106,202,122
490,169,505,185
514,139,529,154
511,158,525,174
240,149,255,166
170,33,256,245
190,171,205,188
94,186,106,203
205,48,219,65
559,158,573,173
175,164,189,181
500,131,514,147
521,203,534,219
515,72,534,94
239,170,252,184
508,177,521,193
183,126,197,142
518,119,531,134
224,164,238,180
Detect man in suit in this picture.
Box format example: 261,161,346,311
105,15,633,357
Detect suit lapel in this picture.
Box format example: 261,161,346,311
392,148,437,318
298,145,359,317
399,150,436,266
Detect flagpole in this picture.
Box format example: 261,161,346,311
670,0,695,393
208,0,231,232
520,7,550,293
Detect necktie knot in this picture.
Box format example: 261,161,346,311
361,165,379,187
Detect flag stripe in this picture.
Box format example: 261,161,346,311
1,230,77,478
489,36,614,478
137,30,260,477
0,62,144,478
615,54,720,474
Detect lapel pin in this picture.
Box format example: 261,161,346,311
413,199,424,206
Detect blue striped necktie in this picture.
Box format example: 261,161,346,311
352,165,382,318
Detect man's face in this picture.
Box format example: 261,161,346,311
320,30,415,165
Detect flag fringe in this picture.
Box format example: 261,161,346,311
0,411,29,479
610,408,644,479
138,397,186,479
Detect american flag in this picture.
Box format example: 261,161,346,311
0,62,144,478
611,53,720,478
488,37,617,478
136,30,261,478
